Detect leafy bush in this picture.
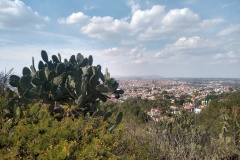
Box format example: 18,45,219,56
0,101,125,159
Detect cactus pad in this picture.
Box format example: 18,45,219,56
9,75,20,87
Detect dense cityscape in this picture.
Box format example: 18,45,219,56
118,78,240,101
116,77,240,120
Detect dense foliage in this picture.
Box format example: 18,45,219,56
1,90,239,159
0,53,240,159
0,99,125,159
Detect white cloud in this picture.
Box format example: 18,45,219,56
0,0,49,29
213,51,237,59
101,47,120,55
58,12,89,25
173,36,201,49
130,5,165,31
155,51,168,58
200,18,224,28
127,0,141,13
128,46,144,59
84,4,95,10
212,51,239,64
217,24,240,36
155,36,217,63
164,36,210,51
58,4,223,40
162,8,199,27
81,16,129,39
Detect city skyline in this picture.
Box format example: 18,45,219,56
0,0,240,78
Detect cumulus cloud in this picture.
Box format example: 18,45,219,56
58,4,223,40
162,8,199,27
138,8,223,40
172,36,201,49
130,5,165,32
81,16,129,39
58,12,89,25
162,36,210,51
0,0,49,29
155,36,215,61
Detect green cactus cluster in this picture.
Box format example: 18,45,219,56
9,50,124,121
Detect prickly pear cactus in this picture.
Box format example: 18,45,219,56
9,50,124,118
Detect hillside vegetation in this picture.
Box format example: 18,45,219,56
0,51,239,159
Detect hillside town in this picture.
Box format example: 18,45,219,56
116,78,240,121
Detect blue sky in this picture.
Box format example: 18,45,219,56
0,0,240,78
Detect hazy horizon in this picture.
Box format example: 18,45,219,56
1,0,239,78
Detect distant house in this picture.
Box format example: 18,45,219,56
183,102,195,112
170,106,181,114
149,108,163,116
194,108,202,114
147,108,163,121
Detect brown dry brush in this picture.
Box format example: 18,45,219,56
118,111,239,159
